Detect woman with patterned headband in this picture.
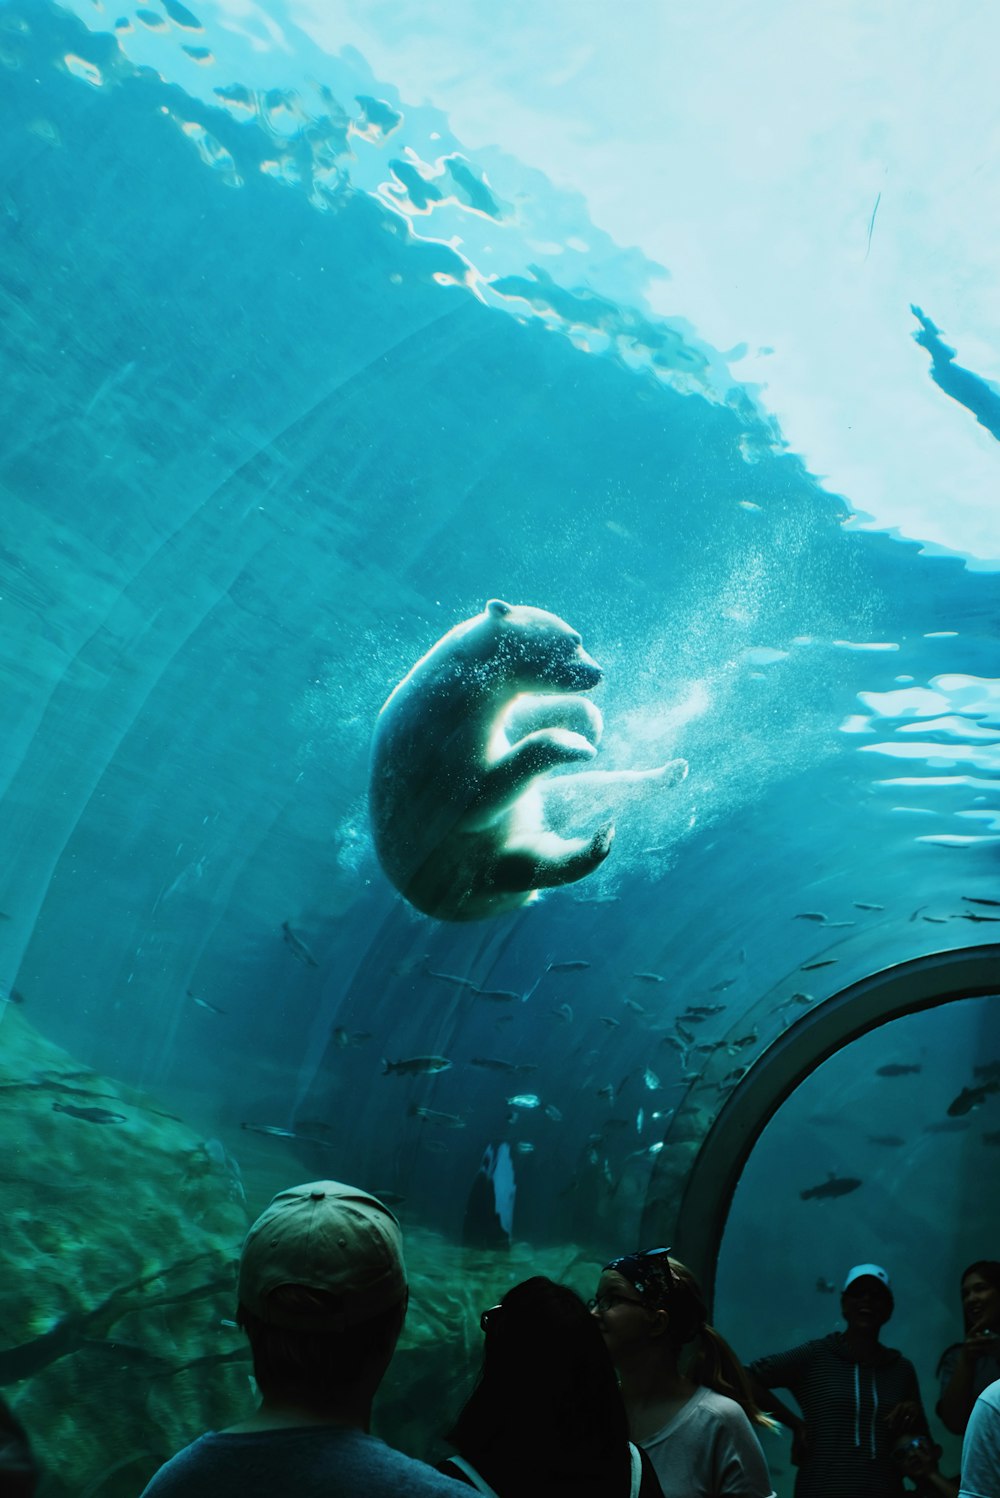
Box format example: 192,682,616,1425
590,1248,776,1498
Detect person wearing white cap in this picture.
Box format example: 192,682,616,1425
138,1181,464,1497
745,1264,930,1497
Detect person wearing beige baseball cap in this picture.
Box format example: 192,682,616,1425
139,1181,464,1497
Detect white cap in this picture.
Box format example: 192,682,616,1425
843,1263,892,1296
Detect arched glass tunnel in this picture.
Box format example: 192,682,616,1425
0,3,998,1495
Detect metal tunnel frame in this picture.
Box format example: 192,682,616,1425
659,944,1000,1308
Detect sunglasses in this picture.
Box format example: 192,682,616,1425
480,1304,502,1332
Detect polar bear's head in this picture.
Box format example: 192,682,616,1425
483,599,602,692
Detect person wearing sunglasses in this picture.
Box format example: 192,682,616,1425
436,1276,664,1496
590,1248,776,1498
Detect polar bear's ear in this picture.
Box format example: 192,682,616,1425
486,599,512,618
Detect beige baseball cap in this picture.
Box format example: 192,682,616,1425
238,1181,406,1330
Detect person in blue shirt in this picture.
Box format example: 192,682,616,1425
138,1180,463,1498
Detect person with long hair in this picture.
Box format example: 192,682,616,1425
936,1261,1000,1436
437,1276,664,1497
590,1247,776,1498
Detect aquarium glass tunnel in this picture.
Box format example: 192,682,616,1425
0,2,997,1493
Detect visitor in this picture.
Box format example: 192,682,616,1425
0,1395,39,1497
936,1261,1000,1437
746,1262,928,1497
437,1276,663,1496
138,1180,464,1497
958,1377,1000,1498
591,1247,776,1498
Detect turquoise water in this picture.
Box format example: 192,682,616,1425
0,3,998,1493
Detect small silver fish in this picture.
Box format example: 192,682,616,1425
600,1015,621,1029
241,1122,297,1139
409,1105,466,1128
515,1141,535,1154
506,1093,541,1109
546,960,591,972
427,969,480,991
282,921,319,967
643,1067,660,1090
632,972,665,984
188,990,226,1015
383,1055,453,1076
543,1104,563,1122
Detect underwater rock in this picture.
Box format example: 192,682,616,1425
0,1008,251,1493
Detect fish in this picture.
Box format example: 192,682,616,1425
816,1277,837,1294
506,1093,541,1110
187,989,225,1015
515,1141,535,1154
875,1063,921,1077
863,188,881,260
476,988,521,1003
636,1107,644,1133
281,921,319,967
632,972,665,984
795,912,828,923
729,1030,758,1050
947,1081,1000,1118
643,1067,660,1090
801,959,838,971
469,1057,526,1073
694,1040,728,1054
675,1021,695,1044
409,1105,466,1128
543,1104,563,1122
854,902,884,911
427,969,480,991
868,1134,906,1147
241,1122,298,1139
546,960,591,972
0,987,26,1006
332,1027,350,1048
677,1011,707,1024
958,912,1000,924
52,1103,126,1124
600,1016,621,1029
964,896,1000,908
623,998,647,1014
382,1055,453,1076
551,1004,574,1023
800,1174,862,1201
710,978,736,992
685,1004,725,1017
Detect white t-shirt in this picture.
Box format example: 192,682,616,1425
960,1378,1000,1498
640,1385,776,1498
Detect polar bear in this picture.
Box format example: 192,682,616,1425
368,600,686,921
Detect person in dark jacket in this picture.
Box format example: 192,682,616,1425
746,1264,928,1498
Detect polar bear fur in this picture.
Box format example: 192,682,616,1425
368,599,686,922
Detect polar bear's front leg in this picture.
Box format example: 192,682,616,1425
480,728,597,808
